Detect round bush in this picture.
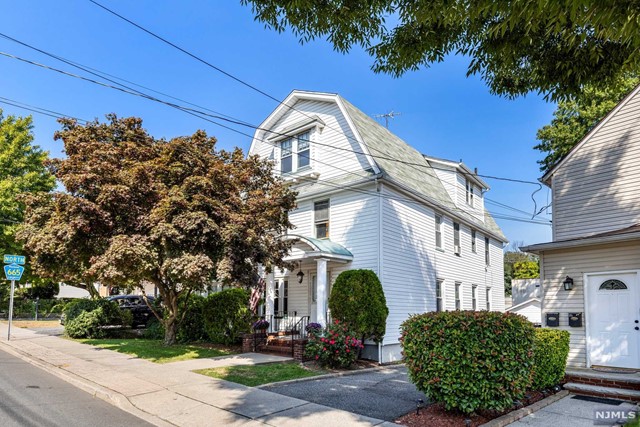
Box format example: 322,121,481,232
203,288,251,345
305,320,363,368
401,311,535,414
177,294,207,343
65,308,106,339
532,329,570,390
328,269,388,342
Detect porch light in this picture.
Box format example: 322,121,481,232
562,276,574,291
297,270,304,284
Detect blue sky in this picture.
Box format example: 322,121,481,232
1,0,555,245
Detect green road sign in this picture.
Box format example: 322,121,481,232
4,254,26,265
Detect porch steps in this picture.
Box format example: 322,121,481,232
256,335,295,357
564,368,640,402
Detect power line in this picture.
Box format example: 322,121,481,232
0,96,88,123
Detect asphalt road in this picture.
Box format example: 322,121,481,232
0,349,153,427
263,365,427,422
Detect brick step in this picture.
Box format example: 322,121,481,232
257,344,293,356
565,373,640,391
564,382,640,402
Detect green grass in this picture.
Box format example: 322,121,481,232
195,362,323,386
79,338,239,363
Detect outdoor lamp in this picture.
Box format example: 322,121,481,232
297,269,304,284
563,276,574,291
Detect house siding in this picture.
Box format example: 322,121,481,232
552,90,640,240
540,240,640,367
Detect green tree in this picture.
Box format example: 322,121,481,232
242,1,640,100
328,269,388,344
0,110,55,288
18,115,296,345
503,241,538,296
513,261,540,280
535,74,640,173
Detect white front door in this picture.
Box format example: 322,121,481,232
587,272,640,369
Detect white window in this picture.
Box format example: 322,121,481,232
453,222,461,255
471,230,477,253
436,279,444,312
314,200,329,239
455,282,462,310
435,214,443,249
466,180,474,207
472,285,478,310
485,237,490,266
280,131,311,174
274,280,288,313
486,287,492,311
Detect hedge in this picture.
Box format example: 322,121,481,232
532,328,570,390
401,311,535,414
203,288,251,345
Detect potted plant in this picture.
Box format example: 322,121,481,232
305,322,323,336
252,319,270,333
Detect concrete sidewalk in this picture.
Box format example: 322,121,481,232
0,323,394,427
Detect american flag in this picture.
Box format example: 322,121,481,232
249,276,265,314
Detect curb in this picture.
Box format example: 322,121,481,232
480,390,570,427
257,364,404,389
0,339,174,427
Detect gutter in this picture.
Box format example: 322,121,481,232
522,231,640,253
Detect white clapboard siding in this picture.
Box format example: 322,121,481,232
541,240,640,367
551,89,640,240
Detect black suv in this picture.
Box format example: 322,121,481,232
107,295,155,327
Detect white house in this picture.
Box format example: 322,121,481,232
250,91,507,362
523,85,640,371
506,278,542,325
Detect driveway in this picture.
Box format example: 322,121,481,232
262,365,427,422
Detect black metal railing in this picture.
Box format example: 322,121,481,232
270,311,298,333
290,315,310,357
252,312,310,356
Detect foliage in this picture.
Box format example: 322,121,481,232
5,298,64,318
305,320,363,369
504,242,538,296
203,288,252,345
195,362,321,387
176,294,207,343
535,74,640,172
80,338,238,363
143,318,165,340
328,269,388,343
401,311,535,414
65,308,107,339
305,322,322,334
0,110,56,284
532,329,570,390
63,298,132,337
17,115,296,344
513,261,540,280
242,1,640,100
252,319,269,330
15,282,59,300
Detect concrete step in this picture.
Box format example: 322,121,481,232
564,382,640,402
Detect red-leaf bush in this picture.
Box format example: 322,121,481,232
401,311,535,414
305,320,363,368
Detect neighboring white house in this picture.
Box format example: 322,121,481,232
250,90,507,362
506,278,542,324
523,85,640,370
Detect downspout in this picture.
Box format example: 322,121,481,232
377,178,384,364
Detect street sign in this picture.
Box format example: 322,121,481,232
3,255,25,265
3,264,24,281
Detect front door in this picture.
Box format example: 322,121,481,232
587,272,640,369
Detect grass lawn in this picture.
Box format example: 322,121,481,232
79,338,239,364
195,362,324,387
10,320,61,328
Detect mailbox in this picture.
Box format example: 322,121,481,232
546,312,560,327
569,312,583,327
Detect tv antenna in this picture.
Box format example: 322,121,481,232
373,110,401,128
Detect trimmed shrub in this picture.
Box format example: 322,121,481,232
143,318,165,339
203,288,252,345
328,269,388,343
532,329,570,390
401,311,535,414
65,308,106,339
305,320,363,368
176,294,207,343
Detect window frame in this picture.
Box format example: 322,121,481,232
454,281,462,310
436,279,444,312
466,179,474,207
486,286,492,311
471,230,477,253
485,236,490,266
472,285,478,310
314,200,330,239
453,222,461,256
435,214,443,250
280,131,312,175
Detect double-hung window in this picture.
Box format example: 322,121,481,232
280,131,311,174
466,180,474,207
454,282,462,310
485,237,490,266
436,279,444,312
486,287,492,311
314,200,329,239
435,214,443,250
472,285,478,310
471,230,477,253
453,222,461,255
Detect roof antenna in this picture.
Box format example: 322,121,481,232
373,110,401,128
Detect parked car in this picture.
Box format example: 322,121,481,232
107,295,156,328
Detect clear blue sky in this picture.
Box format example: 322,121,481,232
0,0,555,245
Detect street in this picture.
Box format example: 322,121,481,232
0,349,153,427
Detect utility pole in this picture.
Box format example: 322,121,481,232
373,111,401,128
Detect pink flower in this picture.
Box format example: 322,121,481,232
323,347,327,351
315,355,319,360
346,349,350,353
329,340,335,345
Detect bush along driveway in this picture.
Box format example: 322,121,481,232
261,364,427,422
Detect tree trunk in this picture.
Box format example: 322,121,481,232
85,283,100,299
162,293,179,345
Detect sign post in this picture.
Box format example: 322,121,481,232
3,255,25,341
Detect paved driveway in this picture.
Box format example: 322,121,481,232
262,365,427,422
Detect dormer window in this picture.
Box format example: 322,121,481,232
280,131,311,174
466,179,474,207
